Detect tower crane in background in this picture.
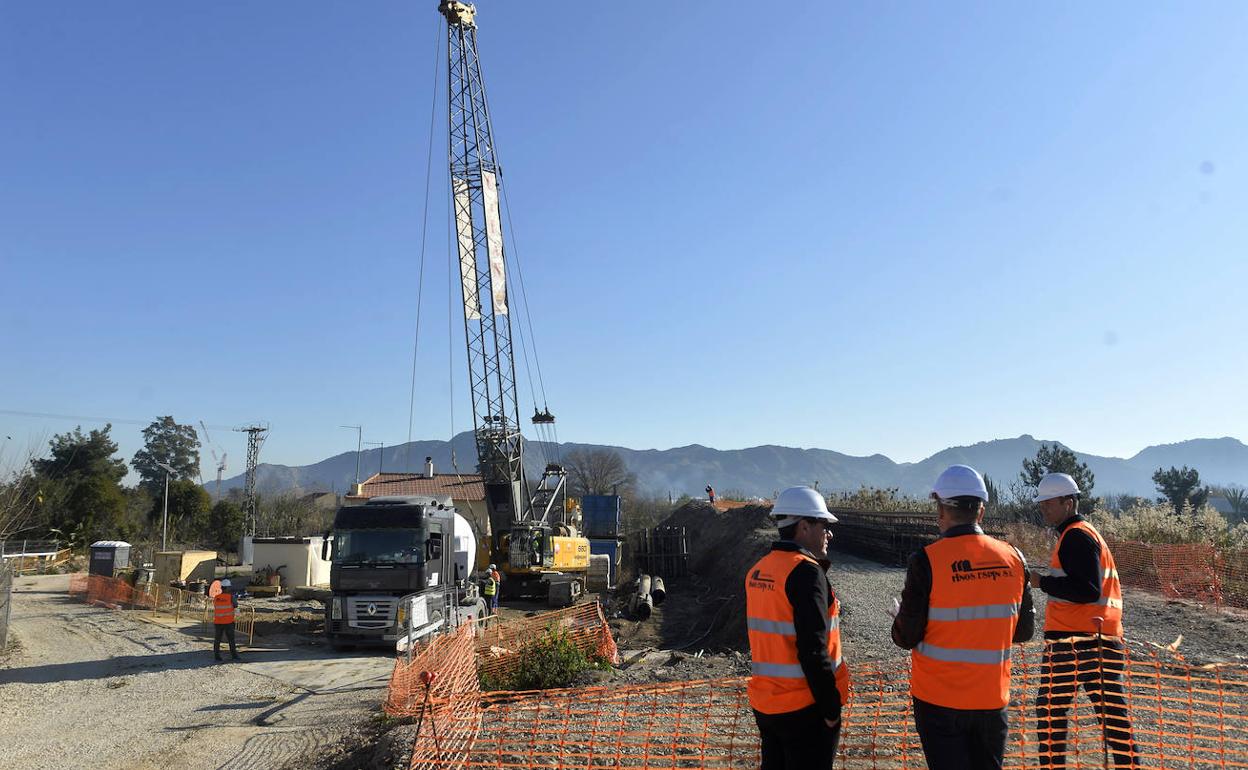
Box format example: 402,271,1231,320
439,1,588,602
199,420,229,501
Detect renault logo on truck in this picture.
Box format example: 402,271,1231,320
367,602,378,616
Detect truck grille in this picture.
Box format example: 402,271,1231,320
347,596,397,630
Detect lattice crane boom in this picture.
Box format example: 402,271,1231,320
439,1,573,569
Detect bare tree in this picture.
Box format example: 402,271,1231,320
0,445,42,541
563,449,636,498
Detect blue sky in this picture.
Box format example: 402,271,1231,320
2,1,1245,482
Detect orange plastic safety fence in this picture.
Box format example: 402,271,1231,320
67,574,256,643
398,636,1248,769
1107,539,1248,610
476,602,620,681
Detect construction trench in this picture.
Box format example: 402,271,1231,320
303,500,1248,770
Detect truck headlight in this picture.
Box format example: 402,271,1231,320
331,597,343,620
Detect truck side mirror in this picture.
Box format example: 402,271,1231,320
322,532,332,561
426,534,443,561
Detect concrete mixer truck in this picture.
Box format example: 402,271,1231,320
321,495,486,651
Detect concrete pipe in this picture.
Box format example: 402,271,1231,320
652,576,666,606
639,574,652,596
630,591,653,621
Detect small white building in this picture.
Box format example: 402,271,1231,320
250,536,331,588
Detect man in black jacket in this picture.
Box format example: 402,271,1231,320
891,465,1035,770
746,486,849,770
1028,472,1138,769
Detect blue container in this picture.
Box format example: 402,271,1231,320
582,495,622,538
589,538,621,584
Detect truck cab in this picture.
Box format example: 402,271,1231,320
322,495,483,650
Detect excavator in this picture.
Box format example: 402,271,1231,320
439,1,589,604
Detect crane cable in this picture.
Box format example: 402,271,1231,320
406,19,446,470
499,180,560,463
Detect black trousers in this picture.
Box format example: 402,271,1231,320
1036,639,1139,769
912,697,1008,770
753,704,841,770
213,623,238,658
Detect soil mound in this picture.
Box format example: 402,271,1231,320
615,501,774,653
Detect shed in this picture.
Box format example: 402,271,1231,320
251,536,331,589
154,550,217,585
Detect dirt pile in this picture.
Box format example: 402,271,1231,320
614,501,774,653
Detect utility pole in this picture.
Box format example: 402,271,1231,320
235,424,268,537
340,425,362,484
364,441,384,475
156,462,174,551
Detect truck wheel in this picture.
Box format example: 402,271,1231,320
475,598,488,622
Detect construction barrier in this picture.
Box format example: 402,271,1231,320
1107,539,1248,611
66,573,256,645
474,602,620,682
385,602,620,721
393,632,1248,769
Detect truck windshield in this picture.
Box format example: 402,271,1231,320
333,529,424,566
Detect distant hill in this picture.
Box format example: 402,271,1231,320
211,433,1248,500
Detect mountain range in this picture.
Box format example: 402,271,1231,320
211,433,1248,500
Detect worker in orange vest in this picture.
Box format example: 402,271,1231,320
745,486,849,770
213,578,241,662
489,561,504,609
1029,472,1138,769
891,465,1034,770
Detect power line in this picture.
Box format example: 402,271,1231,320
0,409,238,432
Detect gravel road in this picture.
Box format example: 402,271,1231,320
617,546,1248,685
827,548,1248,666
1,574,392,770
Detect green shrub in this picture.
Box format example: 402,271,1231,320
1088,501,1248,550
479,627,610,691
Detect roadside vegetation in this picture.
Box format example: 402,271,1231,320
478,627,611,691
0,416,336,564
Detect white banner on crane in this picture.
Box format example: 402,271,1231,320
481,170,508,316
452,177,481,320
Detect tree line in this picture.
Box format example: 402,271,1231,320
0,417,330,553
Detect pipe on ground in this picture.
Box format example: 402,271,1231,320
652,576,666,606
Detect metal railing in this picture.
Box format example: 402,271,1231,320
0,561,12,651
0,540,69,575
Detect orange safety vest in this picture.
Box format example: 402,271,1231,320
746,548,850,714
912,534,1025,710
1045,520,1123,638
213,592,235,625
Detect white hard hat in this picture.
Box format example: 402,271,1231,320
932,465,988,502
488,564,496,570
771,486,838,526
1034,472,1080,502
220,579,231,588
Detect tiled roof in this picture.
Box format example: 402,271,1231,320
346,472,485,501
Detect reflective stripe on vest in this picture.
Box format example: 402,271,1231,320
213,593,235,625
751,657,845,679
927,603,1019,621
915,642,1012,664
911,534,1025,710
745,549,850,714
1045,521,1124,637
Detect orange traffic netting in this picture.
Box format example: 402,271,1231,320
385,602,620,720
66,573,256,642
474,602,621,681
1108,539,1248,611
391,628,1248,769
